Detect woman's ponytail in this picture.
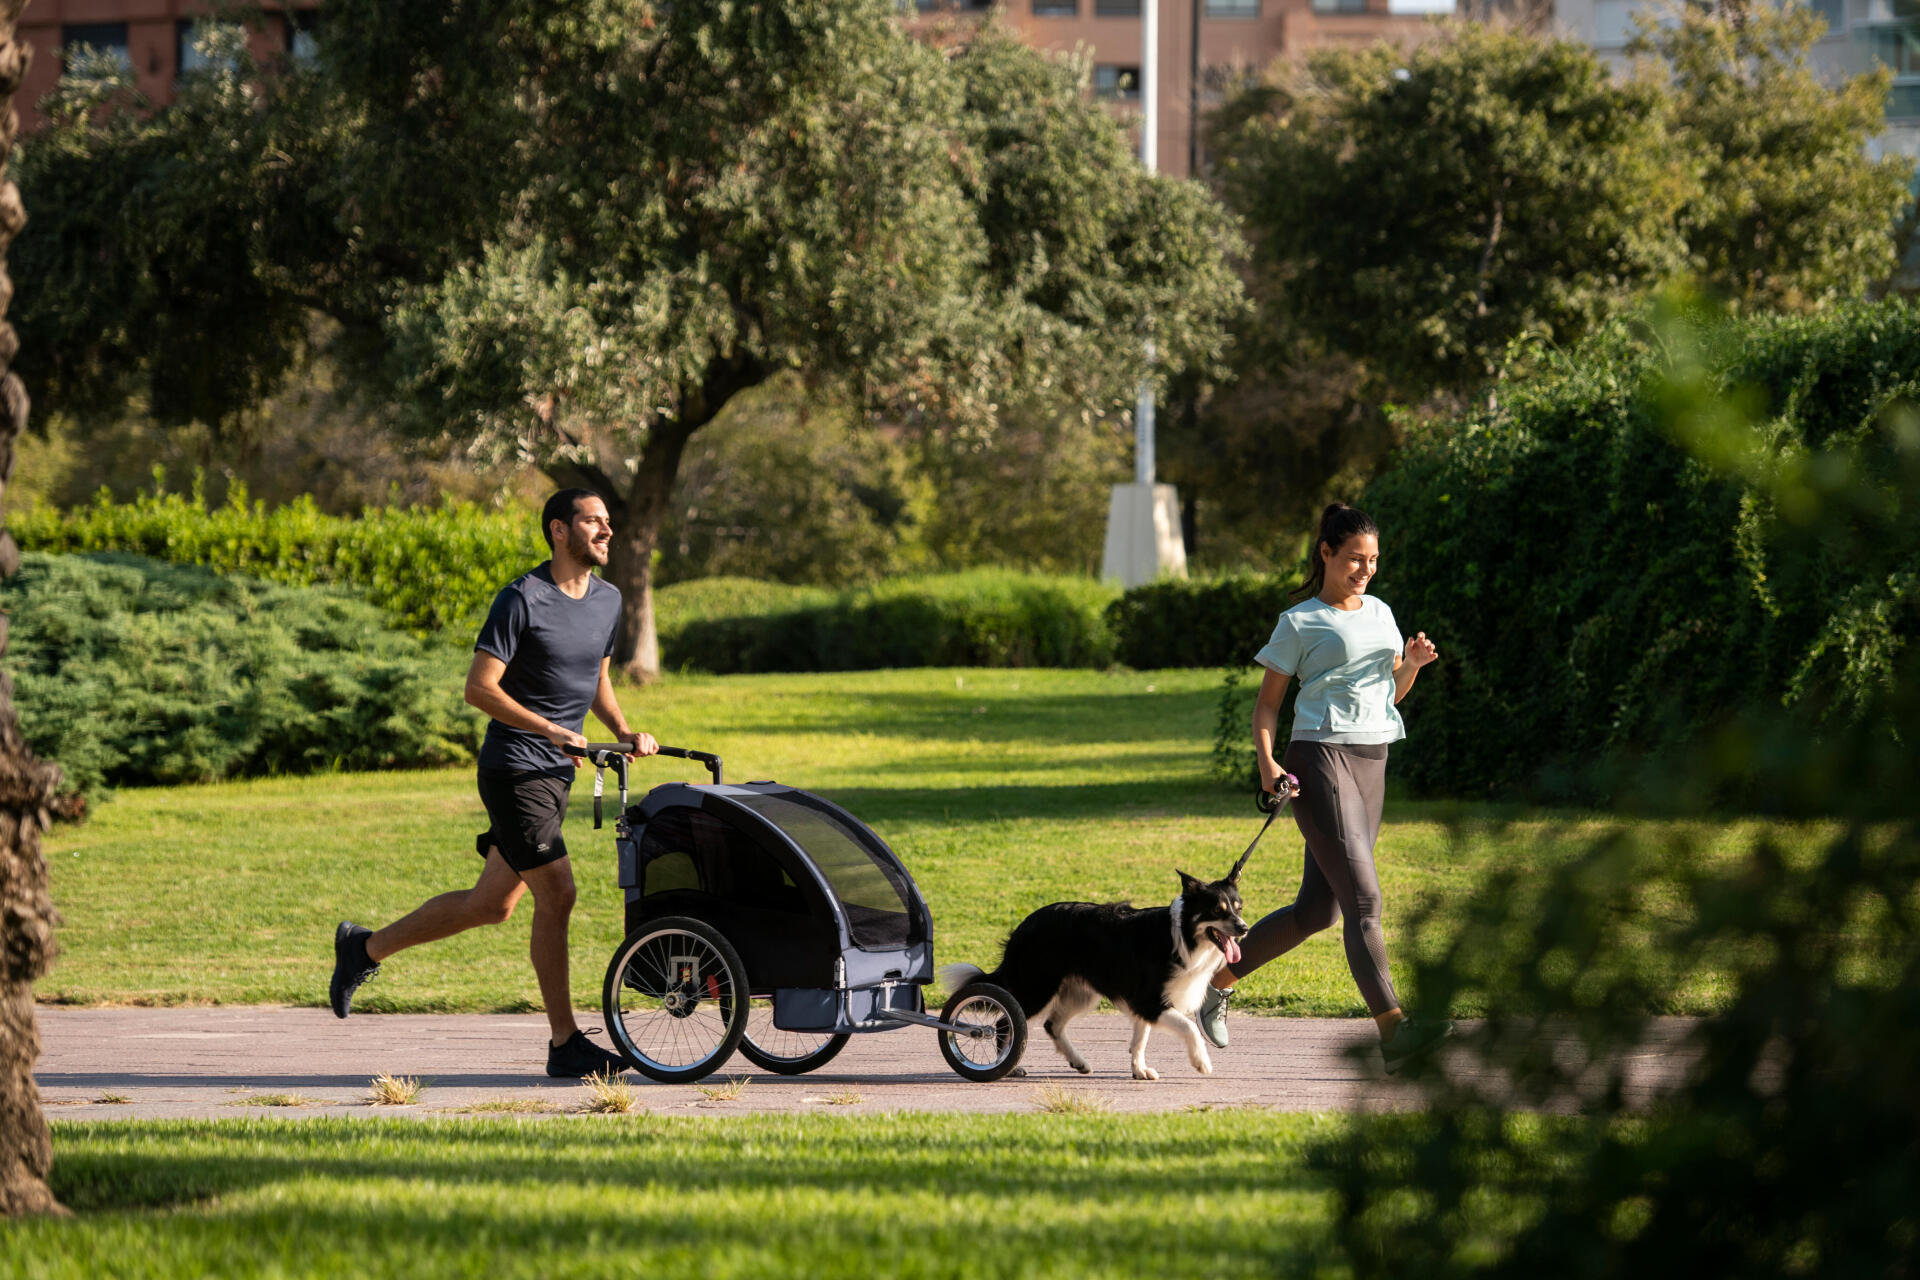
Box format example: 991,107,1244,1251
1290,502,1380,603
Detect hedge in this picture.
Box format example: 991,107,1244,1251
662,571,1120,672
1274,299,1920,801
1104,572,1300,669
3,553,482,798
13,486,542,635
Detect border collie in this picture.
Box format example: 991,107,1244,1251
939,860,1252,1081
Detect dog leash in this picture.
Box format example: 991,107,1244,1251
1229,774,1300,879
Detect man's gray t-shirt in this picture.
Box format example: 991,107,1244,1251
473,564,622,775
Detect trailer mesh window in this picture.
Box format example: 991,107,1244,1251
734,793,917,949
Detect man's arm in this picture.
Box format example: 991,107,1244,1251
465,651,588,752
591,659,658,757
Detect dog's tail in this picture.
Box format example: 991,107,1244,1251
937,962,986,992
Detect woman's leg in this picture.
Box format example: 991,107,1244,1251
1221,847,1339,986
1237,742,1398,1015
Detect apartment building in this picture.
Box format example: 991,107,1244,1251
16,1,317,130
1551,0,1920,159
913,0,1456,176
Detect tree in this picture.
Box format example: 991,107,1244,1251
1208,23,1688,399
0,0,67,1220
1629,2,1916,310
15,3,1244,680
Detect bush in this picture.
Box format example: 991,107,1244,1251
662,570,1120,672
3,553,482,798
1356,298,1920,800
12,486,543,635
1105,572,1300,669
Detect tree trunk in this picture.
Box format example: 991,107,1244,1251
554,354,764,684
0,0,67,1220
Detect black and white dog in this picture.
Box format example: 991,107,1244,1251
939,859,1253,1081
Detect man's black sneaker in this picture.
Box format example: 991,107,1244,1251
329,921,379,1019
1382,1016,1455,1075
547,1030,630,1079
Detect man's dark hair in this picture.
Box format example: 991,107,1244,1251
541,489,599,551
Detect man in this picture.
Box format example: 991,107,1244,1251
328,489,658,1078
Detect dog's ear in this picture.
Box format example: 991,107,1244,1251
1177,869,1202,895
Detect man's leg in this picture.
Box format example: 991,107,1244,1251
516,856,580,1047
365,850,528,963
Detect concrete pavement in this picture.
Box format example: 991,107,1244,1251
33,1006,1702,1120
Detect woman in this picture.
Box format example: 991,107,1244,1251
1198,502,1451,1073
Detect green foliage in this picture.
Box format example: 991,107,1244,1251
1318,351,1920,1278
1363,297,1920,801
657,376,932,587
1105,572,1299,670
12,485,543,635
663,571,1119,673
3,554,480,797
1630,2,1915,311
1210,23,1687,397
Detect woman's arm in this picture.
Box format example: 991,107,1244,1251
1251,666,1292,793
1393,632,1439,704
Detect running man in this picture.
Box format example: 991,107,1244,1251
328,489,658,1078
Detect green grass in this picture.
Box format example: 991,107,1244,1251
41,668,1819,1016
4,1115,1340,1278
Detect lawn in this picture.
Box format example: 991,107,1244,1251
5,1114,1342,1278
41,668,1807,1016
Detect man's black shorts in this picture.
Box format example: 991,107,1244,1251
475,770,571,873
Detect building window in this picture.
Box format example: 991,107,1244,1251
1096,0,1143,14
1808,0,1845,34
1889,80,1920,118
177,20,244,77
286,9,321,63
1311,0,1369,11
61,22,132,74
1033,0,1078,14
1207,0,1261,15
1094,64,1142,100
909,0,994,10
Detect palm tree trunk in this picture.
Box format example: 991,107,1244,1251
0,0,67,1221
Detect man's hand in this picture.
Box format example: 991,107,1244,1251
1405,632,1440,670
544,724,590,754
620,731,659,760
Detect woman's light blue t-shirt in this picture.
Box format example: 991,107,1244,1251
1254,595,1406,745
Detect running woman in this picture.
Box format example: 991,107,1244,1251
1197,502,1452,1073
328,489,659,1078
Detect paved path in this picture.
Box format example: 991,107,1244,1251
34,1007,1702,1120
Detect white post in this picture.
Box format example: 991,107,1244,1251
1101,0,1187,588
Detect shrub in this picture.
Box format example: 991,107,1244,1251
3,553,482,798
12,485,542,635
1104,572,1300,670
1351,299,1920,801
663,570,1120,673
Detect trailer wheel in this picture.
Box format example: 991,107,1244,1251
938,982,1027,1083
603,916,748,1084
737,998,850,1075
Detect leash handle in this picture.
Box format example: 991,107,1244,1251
1231,772,1301,880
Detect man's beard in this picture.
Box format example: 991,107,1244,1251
566,528,606,564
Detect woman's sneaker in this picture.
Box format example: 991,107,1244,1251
1199,985,1234,1049
1381,1016,1455,1074
547,1030,630,1079
329,922,379,1019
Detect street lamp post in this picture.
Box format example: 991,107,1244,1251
1100,0,1189,587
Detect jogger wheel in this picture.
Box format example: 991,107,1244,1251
737,998,850,1075
938,981,1027,1083
602,916,748,1084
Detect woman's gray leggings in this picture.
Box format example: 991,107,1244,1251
1232,739,1398,1015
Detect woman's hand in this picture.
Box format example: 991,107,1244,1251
1404,632,1439,669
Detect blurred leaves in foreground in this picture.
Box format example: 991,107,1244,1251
1319,302,1919,1280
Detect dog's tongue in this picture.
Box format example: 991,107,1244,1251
1225,936,1242,966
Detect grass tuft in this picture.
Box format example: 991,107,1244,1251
579,1070,642,1115
1031,1083,1111,1115
229,1093,318,1108
452,1098,560,1115
818,1088,863,1107
695,1076,750,1103
367,1074,426,1106
94,1092,132,1105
